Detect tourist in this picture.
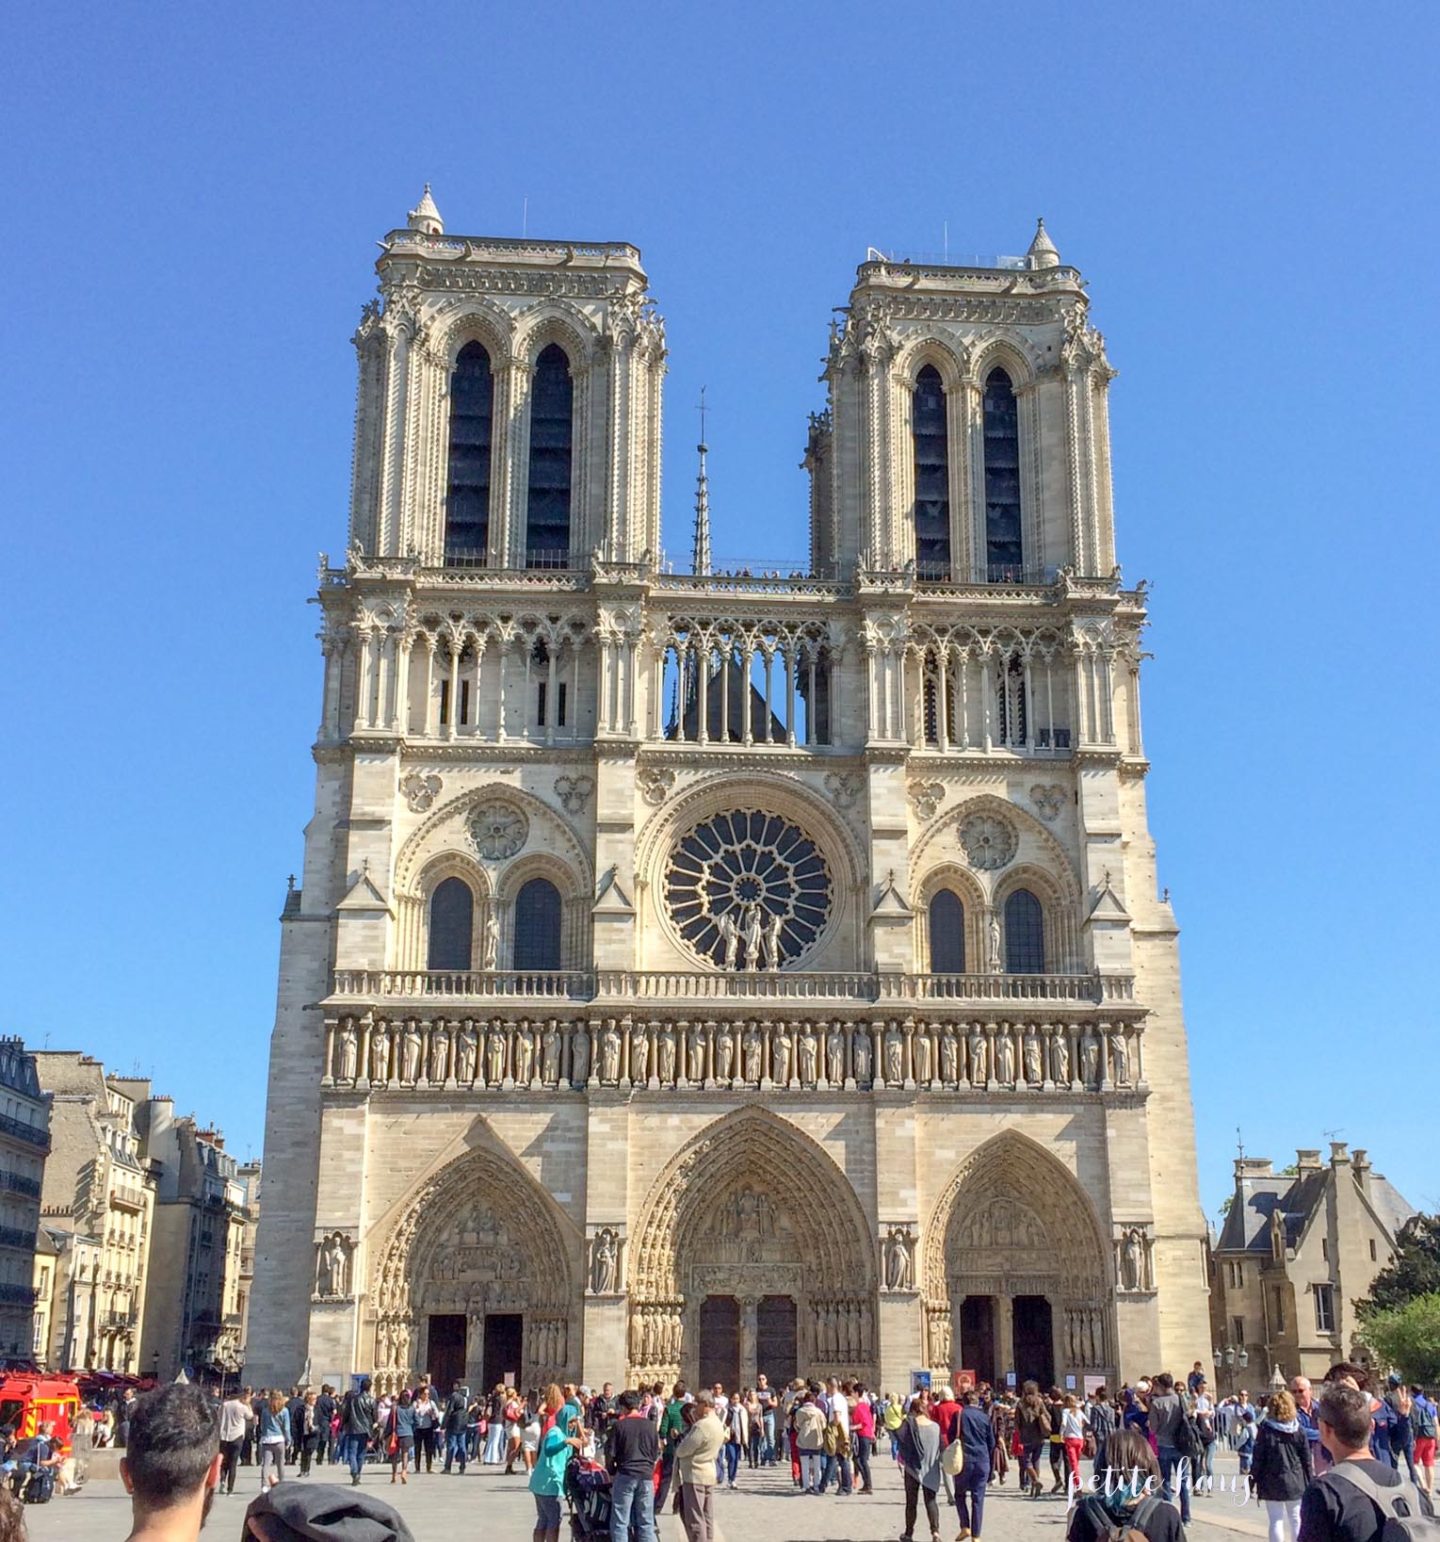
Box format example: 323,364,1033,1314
607,1388,660,1542
1298,1382,1407,1542
1382,1377,1418,1481
1016,1381,1051,1497
655,1380,689,1511
298,1390,323,1477
955,1388,997,1541
257,1390,291,1490
315,1383,338,1466
521,1397,542,1472
286,1387,306,1466
120,1384,221,1542
1292,1378,1325,1474
1251,1388,1312,1542
793,1392,826,1494
1412,1385,1437,1499
1061,1394,1089,1487
852,1381,876,1494
897,1388,943,1542
741,1386,762,1468
821,1393,853,1495
1088,1386,1115,1478
1238,1411,1257,1476
675,1390,726,1542
1066,1428,1182,1542
386,1389,415,1485
1192,1378,1217,1493
218,1386,252,1495
339,1376,378,1486
1048,1387,1070,1492
933,1383,961,1499
721,1391,747,1488
529,1386,587,1542
756,1374,777,1463
1148,1373,1193,1523
410,1382,438,1474
484,1383,507,1463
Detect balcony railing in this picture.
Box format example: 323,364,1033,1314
331,969,1131,1007
0,1171,41,1201
0,1113,49,1152
109,1184,147,1212
0,1227,37,1252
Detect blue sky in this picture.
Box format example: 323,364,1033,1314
5,2,1436,1223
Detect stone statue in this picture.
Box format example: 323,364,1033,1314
600,1020,621,1084
316,1233,348,1297
512,1023,534,1087
570,1023,591,1085
428,1021,450,1084
1049,1029,1070,1085
742,1024,763,1084
939,1028,959,1086
912,1027,933,1086
484,1023,506,1087
369,1022,390,1083
798,1024,818,1085
481,908,500,971
883,1024,904,1085
851,1026,873,1085
884,1228,913,1291
771,1024,792,1085
987,911,1003,973
825,1021,846,1084
337,1022,358,1082
657,1024,677,1086
994,1025,1015,1086
1023,1027,1043,1086
743,905,763,970
541,1021,561,1085
629,1022,650,1083
764,911,783,971
1080,1029,1101,1087
1110,1028,1131,1086
456,1022,478,1084
1121,1227,1143,1291
686,1020,706,1082
968,1024,988,1086
590,1229,619,1294
714,1022,735,1084
401,1022,422,1083
718,910,740,970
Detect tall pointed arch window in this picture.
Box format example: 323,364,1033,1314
983,367,1023,581
427,877,474,970
514,877,563,971
1003,888,1045,974
525,344,574,568
929,890,966,973
444,341,494,566
912,364,951,577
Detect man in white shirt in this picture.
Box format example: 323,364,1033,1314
217,1389,253,1497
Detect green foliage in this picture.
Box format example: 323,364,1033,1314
1362,1214,1440,1317
1358,1293,1440,1386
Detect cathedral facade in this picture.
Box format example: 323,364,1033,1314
248,189,1210,1396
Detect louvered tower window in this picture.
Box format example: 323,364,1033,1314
912,365,951,578
983,368,1023,581
525,344,573,568
444,342,493,566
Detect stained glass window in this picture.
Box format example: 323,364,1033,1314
428,877,474,970
525,344,573,568
1004,888,1045,974
445,342,493,566
514,877,562,970
912,365,951,577
929,890,966,973
983,368,1023,581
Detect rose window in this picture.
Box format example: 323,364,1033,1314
664,809,832,969
469,801,528,861
958,812,1017,871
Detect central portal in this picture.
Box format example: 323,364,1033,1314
756,1295,797,1383
698,1296,740,1389
483,1313,523,1392
1012,1295,1054,1386
426,1314,466,1392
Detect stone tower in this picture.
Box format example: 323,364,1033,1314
248,197,1209,1395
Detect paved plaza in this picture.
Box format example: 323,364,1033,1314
30,1448,1272,1542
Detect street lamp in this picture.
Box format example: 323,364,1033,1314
1212,1344,1249,1395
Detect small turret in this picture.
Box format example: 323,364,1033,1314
407,184,444,237
1027,217,1060,270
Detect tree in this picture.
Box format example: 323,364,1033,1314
1358,1293,1440,1386
1361,1214,1440,1317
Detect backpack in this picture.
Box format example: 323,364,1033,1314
1328,1462,1440,1542
1171,1398,1204,1464
1082,1494,1162,1542
1414,1401,1438,1440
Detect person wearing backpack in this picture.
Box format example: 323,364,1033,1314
1411,1387,1437,1501
1387,1380,1419,1484
1066,1428,1185,1542
1252,1389,1313,1542
1148,1373,1195,1524
1297,1382,1422,1542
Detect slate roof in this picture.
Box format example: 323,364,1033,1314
1217,1163,1416,1254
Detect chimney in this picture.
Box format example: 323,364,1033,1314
1235,1157,1275,1179
1352,1149,1371,1194
1330,1141,1351,1167
1295,1149,1322,1174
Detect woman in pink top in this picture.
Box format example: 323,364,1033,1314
851,1387,877,1495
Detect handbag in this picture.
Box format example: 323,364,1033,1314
940,1438,965,1477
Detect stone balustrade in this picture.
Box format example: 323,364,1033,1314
322,1012,1145,1095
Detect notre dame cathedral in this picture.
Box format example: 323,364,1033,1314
247,187,1210,1395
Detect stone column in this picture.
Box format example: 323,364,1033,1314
996,1295,1015,1385
740,1297,759,1390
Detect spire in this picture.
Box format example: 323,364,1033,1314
407,184,444,236
691,387,712,577
1027,217,1060,269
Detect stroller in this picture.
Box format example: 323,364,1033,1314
564,1453,612,1540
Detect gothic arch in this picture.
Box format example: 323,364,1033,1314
434,300,516,368
912,862,986,973
893,335,969,393
369,1136,580,1391
628,1109,878,1381
909,792,1080,907
513,303,597,369
968,335,1042,388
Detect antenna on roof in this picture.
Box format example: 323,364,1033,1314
691,388,712,578
1236,1126,1245,1162
1323,1127,1344,1142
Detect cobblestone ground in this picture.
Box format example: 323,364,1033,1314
30,1447,1271,1542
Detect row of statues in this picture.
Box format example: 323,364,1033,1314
328,1015,1140,1092
811,1298,872,1363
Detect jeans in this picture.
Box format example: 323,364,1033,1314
721,1441,740,1484
820,1452,852,1494
342,1431,368,1478
443,1432,467,1472
1157,1446,1192,1524
1197,1438,1216,1490
956,1463,990,1536
259,1441,285,1487
762,1411,777,1463
904,1471,940,1538
414,1427,437,1472
854,1434,873,1490
610,1470,657,1542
